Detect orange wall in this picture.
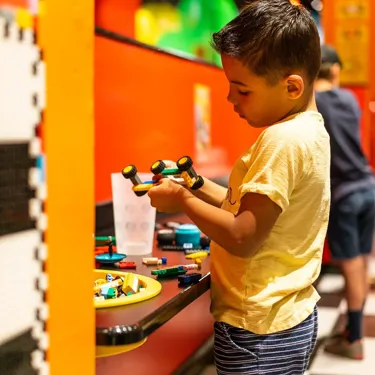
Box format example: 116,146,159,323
95,36,261,203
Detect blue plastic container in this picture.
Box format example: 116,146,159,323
175,224,201,247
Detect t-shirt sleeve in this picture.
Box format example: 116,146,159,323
239,135,306,213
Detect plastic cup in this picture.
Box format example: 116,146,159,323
111,173,156,256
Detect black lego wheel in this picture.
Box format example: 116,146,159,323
200,236,211,248
134,190,148,197
176,156,193,171
157,229,176,245
191,175,204,190
122,164,137,179
150,160,166,175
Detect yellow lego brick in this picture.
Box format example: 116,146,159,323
181,171,193,187
122,273,140,295
185,251,208,260
133,183,154,192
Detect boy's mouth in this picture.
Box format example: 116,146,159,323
234,109,245,119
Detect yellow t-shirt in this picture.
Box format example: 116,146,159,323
210,111,331,334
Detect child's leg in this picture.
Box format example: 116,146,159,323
213,306,318,375
325,189,375,359
327,192,365,330
358,188,375,300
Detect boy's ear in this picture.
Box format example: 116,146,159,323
285,74,304,100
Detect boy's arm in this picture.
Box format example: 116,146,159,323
151,136,304,256
178,134,305,256
178,188,281,258
188,177,227,208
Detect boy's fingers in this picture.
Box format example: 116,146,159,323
148,179,165,195
152,174,162,181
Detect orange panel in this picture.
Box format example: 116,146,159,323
38,0,95,374
94,37,262,202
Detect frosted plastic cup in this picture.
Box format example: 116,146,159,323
111,172,156,256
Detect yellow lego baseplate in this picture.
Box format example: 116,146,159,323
94,269,162,309
96,338,147,358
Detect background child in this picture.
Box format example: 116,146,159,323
315,44,375,360
149,1,330,373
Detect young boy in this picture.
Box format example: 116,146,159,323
149,1,330,373
315,45,375,360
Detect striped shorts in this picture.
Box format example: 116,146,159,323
214,306,318,375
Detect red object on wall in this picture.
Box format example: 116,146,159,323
322,239,332,265
0,0,28,6
95,0,140,38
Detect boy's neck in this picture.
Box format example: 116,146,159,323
278,90,318,124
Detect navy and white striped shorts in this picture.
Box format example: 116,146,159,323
214,306,318,375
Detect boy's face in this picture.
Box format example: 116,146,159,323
221,55,300,128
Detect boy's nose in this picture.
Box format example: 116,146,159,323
227,92,237,105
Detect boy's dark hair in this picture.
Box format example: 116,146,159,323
212,0,321,85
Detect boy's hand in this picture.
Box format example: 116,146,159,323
148,178,190,213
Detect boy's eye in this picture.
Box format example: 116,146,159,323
239,91,249,96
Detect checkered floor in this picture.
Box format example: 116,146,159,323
199,257,375,375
